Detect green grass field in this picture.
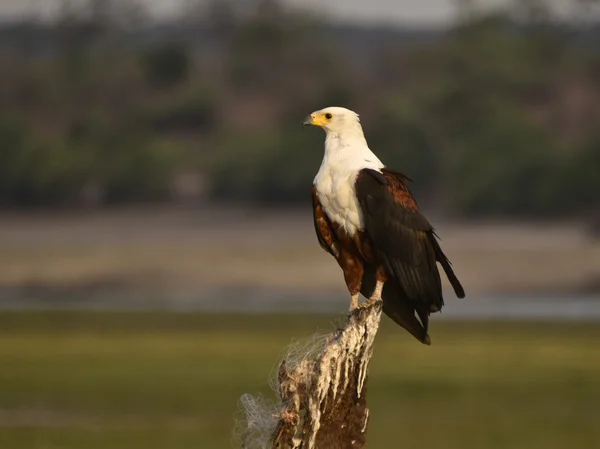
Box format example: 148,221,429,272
0,311,599,449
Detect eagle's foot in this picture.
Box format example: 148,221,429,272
350,296,382,316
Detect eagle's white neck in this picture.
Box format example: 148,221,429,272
324,121,368,150
313,125,384,235
320,125,382,173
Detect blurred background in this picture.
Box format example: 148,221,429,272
0,0,599,448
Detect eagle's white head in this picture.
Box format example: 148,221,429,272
303,106,380,163
303,106,364,139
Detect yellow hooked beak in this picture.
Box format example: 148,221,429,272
302,113,329,128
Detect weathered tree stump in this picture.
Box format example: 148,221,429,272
239,301,383,449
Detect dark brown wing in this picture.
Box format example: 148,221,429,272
311,186,340,259
355,168,465,323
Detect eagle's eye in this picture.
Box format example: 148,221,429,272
325,113,332,119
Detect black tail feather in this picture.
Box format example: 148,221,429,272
382,287,431,345
430,235,465,298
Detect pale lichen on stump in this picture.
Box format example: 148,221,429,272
238,301,383,449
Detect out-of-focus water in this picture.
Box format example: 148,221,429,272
1,289,600,320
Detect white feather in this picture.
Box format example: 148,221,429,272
312,107,384,236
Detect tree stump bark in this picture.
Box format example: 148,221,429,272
239,301,383,449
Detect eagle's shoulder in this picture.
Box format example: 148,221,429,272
355,167,425,225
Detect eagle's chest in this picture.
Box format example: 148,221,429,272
314,167,364,235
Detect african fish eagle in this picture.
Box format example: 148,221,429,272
303,106,465,345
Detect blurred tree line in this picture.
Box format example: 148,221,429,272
0,0,598,218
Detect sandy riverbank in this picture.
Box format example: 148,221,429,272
0,206,598,299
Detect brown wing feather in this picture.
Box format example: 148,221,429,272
311,187,340,259
355,168,464,318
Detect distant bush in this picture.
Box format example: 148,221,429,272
446,103,564,217
71,116,185,204
0,117,183,207
207,128,323,204
141,42,190,88
0,118,91,207
561,135,600,215
90,129,183,203
143,90,217,134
